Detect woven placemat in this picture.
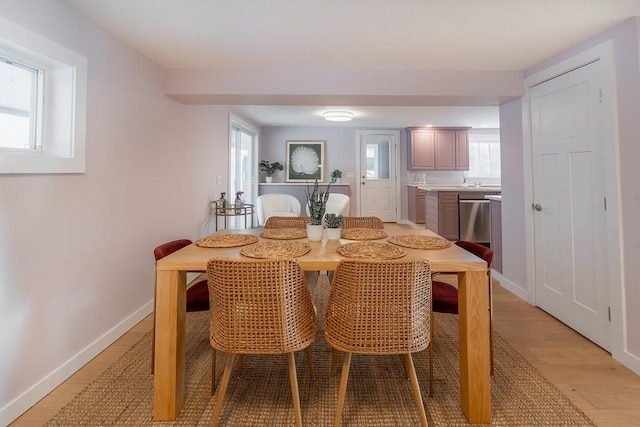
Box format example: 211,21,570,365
341,228,388,240
259,228,307,240
337,241,407,259
195,233,259,248
240,241,311,259
387,234,452,249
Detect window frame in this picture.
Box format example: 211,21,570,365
0,15,87,174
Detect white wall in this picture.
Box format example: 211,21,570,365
497,100,528,299
0,1,231,423
260,127,362,184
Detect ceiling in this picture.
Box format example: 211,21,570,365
61,0,640,128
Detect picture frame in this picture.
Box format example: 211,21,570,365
285,140,325,182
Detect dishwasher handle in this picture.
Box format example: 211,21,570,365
459,199,490,204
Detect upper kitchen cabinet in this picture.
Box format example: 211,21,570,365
407,127,470,171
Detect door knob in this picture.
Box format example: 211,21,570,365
532,203,542,211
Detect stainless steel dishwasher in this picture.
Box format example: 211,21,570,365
458,194,491,244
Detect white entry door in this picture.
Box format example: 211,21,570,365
357,131,398,222
530,60,610,350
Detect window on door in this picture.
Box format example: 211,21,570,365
365,142,390,179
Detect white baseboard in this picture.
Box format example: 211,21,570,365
398,219,424,229
492,270,534,304
613,349,640,376
0,300,154,426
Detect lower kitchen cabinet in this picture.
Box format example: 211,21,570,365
425,191,459,240
407,186,425,224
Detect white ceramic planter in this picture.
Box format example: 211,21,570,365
306,224,324,242
325,227,342,241
265,176,273,183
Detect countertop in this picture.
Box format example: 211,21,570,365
413,185,502,192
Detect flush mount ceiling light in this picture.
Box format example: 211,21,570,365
323,110,353,122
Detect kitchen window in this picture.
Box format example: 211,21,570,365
0,15,87,174
467,135,501,179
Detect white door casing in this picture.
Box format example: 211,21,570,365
523,41,623,359
356,130,400,222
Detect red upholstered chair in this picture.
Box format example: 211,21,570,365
151,239,210,373
431,240,494,380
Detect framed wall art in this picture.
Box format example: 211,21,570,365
285,140,325,182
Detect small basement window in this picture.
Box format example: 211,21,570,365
0,57,41,151
0,15,87,174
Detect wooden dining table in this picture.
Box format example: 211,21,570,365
153,227,491,423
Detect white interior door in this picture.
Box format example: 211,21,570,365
357,131,398,222
530,60,610,350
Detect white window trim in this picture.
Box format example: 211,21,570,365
0,16,87,174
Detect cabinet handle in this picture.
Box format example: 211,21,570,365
532,203,542,212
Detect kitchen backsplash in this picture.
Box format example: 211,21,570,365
408,171,501,186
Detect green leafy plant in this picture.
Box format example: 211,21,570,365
324,213,343,229
331,169,342,181
305,178,332,225
259,160,284,177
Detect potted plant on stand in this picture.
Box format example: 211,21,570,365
259,160,284,183
324,213,343,241
331,169,342,183
305,178,332,241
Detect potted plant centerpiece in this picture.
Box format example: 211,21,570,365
305,178,332,241
331,169,342,183
259,160,284,183
324,213,343,241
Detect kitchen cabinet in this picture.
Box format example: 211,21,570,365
425,191,459,240
407,186,425,224
407,127,470,171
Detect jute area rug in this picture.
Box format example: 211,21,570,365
47,273,595,426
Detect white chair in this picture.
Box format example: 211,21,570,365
305,193,350,217
256,194,301,226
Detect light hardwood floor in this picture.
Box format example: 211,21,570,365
10,270,640,426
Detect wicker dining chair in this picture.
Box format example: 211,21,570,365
263,215,311,229
325,258,432,427
341,216,384,229
152,239,209,374
206,258,317,427
431,240,495,376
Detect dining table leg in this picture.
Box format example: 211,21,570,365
457,270,492,423
153,269,187,420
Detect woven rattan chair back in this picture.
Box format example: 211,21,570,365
263,215,311,229
324,258,431,426
341,216,384,229
206,258,316,427
325,258,431,354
